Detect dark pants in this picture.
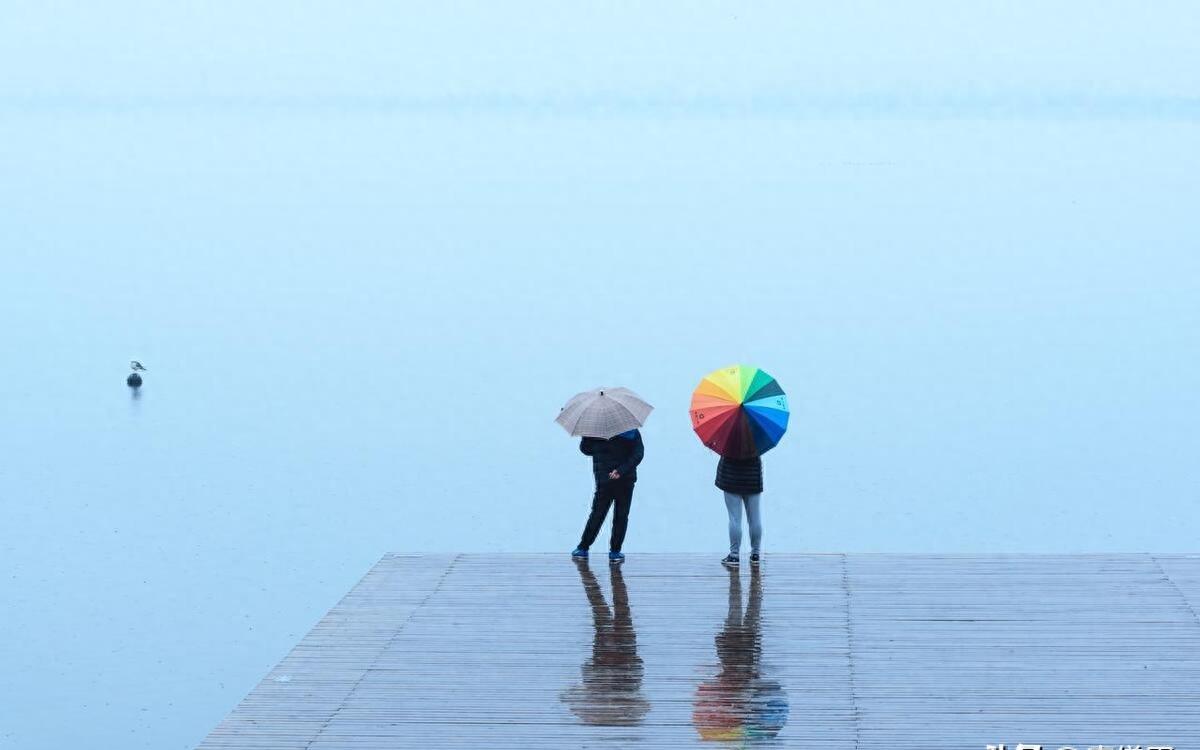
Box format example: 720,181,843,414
578,478,635,552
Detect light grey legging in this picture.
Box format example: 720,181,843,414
724,491,762,556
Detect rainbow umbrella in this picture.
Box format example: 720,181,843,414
690,365,789,459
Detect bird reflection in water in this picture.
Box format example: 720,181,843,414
560,559,649,726
694,566,789,743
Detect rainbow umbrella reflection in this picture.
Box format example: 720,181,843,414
693,568,789,744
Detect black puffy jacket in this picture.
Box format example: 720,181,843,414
716,456,763,495
580,430,644,485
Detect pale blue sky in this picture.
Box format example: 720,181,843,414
2,2,1198,112
1,4,1198,750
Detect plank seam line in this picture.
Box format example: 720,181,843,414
1149,554,1200,629
299,553,463,750
840,553,862,750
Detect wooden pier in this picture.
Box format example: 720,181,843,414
197,554,1200,749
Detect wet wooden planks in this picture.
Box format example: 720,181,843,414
197,554,1200,749
846,554,1200,749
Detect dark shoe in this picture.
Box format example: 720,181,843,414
571,547,589,559
608,551,625,564
750,553,761,565
721,554,740,567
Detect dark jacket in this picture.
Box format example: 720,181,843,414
716,456,763,495
580,430,644,485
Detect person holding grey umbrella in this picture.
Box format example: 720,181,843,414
556,388,652,565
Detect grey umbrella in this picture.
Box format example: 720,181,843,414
556,387,653,439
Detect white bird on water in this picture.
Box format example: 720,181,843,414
130,360,147,372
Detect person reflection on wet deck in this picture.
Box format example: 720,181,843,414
560,559,649,726
694,566,789,743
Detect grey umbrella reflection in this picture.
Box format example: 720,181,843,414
693,566,789,744
560,559,650,726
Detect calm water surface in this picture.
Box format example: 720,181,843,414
1,112,1197,748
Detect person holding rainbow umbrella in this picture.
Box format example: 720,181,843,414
690,365,789,566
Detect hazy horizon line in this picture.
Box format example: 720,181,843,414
2,90,1197,120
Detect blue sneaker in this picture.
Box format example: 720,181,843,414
608,551,625,564
571,547,589,559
